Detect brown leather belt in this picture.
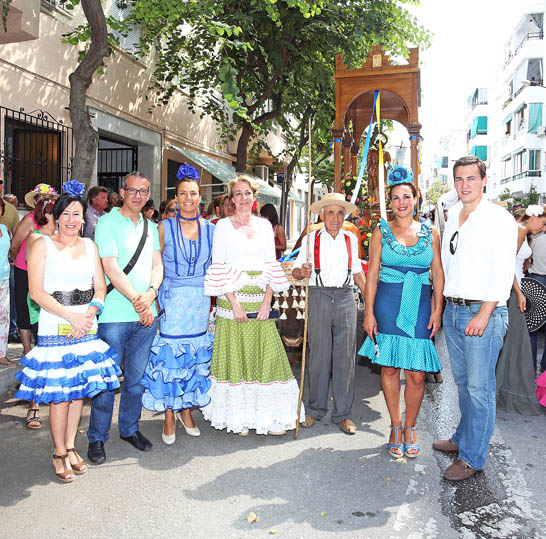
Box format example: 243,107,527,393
445,296,482,306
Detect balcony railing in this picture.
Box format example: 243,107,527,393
501,170,542,183
515,31,544,55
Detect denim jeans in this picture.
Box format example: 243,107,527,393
443,302,508,470
527,273,546,371
88,319,157,442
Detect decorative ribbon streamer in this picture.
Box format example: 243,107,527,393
350,90,379,206
380,266,430,338
376,92,387,220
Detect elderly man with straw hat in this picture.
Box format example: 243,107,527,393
292,193,366,434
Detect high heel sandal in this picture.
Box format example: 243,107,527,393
52,454,75,483
403,426,421,458
66,448,88,475
162,414,177,445
387,426,404,458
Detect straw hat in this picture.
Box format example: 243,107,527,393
25,184,57,208
310,192,357,215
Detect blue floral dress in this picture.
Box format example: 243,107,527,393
359,219,441,372
141,217,214,411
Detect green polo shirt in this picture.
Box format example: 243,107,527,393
95,208,160,323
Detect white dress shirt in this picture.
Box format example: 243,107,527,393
441,197,517,306
293,228,362,287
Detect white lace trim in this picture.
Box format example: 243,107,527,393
202,377,305,434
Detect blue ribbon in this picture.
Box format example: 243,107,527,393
350,90,379,205
280,248,300,262
380,266,429,338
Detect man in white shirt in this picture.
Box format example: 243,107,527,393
435,156,517,481
292,193,366,435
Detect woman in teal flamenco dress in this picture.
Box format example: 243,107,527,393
140,165,214,445
360,166,444,459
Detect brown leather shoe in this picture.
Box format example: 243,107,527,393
339,419,357,435
443,459,479,481
301,414,316,428
432,439,459,453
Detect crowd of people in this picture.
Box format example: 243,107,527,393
1,154,545,485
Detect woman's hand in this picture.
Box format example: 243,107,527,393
232,302,248,323
363,311,378,340
256,299,271,321
516,291,527,312
66,312,93,340
427,309,442,339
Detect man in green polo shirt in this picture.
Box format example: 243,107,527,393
87,172,163,464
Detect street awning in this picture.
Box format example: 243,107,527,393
513,102,526,114
503,114,512,124
167,144,236,184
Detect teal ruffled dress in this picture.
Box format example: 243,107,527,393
359,219,441,372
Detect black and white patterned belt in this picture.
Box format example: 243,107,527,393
51,288,94,306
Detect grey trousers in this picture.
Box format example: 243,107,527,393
307,286,356,423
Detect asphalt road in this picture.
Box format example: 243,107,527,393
0,330,545,539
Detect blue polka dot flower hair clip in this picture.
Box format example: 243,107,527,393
62,179,86,197
387,165,414,186
177,164,200,181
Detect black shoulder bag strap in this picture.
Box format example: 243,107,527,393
106,218,149,295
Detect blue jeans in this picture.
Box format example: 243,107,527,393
443,302,508,470
527,273,546,371
87,319,157,442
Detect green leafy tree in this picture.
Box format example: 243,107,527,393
426,180,449,206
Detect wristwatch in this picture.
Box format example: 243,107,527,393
150,285,158,298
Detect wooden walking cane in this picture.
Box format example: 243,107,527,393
294,117,313,440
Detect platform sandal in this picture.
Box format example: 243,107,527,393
52,454,75,483
67,448,88,475
403,426,421,458
387,425,404,458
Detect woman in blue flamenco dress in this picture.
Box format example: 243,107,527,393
360,166,444,459
15,182,120,482
141,165,214,445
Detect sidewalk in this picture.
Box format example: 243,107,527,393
0,342,24,396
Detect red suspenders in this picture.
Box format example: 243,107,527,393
313,231,352,286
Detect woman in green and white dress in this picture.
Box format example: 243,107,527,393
203,175,304,435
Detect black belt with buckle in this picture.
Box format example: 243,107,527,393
52,288,94,306
445,296,482,306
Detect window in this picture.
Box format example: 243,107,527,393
514,150,525,175
502,157,512,182
529,103,543,133
516,107,526,131
505,118,512,136
110,1,142,57
529,149,541,171
471,116,488,138
527,58,543,85
471,146,488,161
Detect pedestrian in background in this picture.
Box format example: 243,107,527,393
495,204,544,415
260,203,287,260
0,198,13,367
435,156,517,481
360,166,444,458
83,185,108,240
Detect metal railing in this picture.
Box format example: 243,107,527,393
515,31,544,55
0,107,73,204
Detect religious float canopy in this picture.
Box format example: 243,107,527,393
332,46,422,214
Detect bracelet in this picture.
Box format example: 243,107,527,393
150,285,159,298
89,301,104,316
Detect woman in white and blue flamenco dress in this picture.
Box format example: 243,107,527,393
15,181,120,482
141,165,214,445
360,166,444,459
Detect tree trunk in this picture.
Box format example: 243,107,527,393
235,122,254,173
68,0,109,186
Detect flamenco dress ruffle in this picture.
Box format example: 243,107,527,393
537,370,546,407
14,334,120,404
141,284,213,412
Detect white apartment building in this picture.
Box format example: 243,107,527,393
489,4,546,200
